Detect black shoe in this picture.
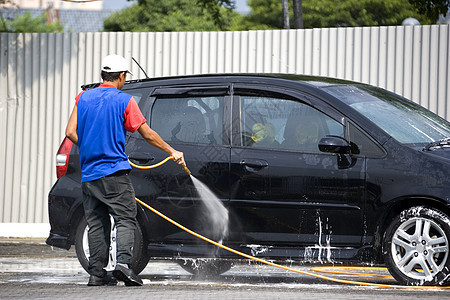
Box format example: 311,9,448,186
87,272,117,286
113,263,143,286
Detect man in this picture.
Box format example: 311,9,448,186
65,54,185,286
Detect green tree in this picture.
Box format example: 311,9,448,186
408,0,449,22
195,0,235,27
0,11,64,32
105,0,237,31
241,0,431,30
292,0,304,29
105,0,436,32
244,0,284,28
304,0,430,27
128,0,235,29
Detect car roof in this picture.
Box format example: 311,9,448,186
81,73,361,91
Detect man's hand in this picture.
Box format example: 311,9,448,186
171,150,185,166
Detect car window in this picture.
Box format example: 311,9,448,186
150,96,224,145
123,89,146,105
323,85,450,145
129,92,143,104
348,122,385,156
240,96,344,152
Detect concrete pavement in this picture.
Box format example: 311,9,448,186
0,237,448,299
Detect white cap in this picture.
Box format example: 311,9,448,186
101,54,133,75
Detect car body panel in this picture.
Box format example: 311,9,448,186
229,147,366,246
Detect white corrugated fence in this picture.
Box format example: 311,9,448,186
0,26,449,235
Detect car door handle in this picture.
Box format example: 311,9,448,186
240,159,269,169
128,153,155,164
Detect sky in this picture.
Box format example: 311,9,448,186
105,0,251,13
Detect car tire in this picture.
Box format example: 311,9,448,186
176,258,233,278
383,206,450,286
74,217,150,275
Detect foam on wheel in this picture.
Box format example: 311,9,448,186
383,206,450,286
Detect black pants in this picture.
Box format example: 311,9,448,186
81,170,136,277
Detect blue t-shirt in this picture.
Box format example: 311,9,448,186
76,84,145,182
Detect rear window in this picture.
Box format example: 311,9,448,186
150,96,224,145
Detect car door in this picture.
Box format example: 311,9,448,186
229,85,367,250
125,85,232,244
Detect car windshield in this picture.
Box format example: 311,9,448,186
322,85,450,145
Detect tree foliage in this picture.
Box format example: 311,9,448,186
195,0,235,27
240,0,431,30
105,0,237,31
408,0,449,21
123,0,235,29
0,11,64,32
303,0,431,27
107,0,437,32
244,0,284,28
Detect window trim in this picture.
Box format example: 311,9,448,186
151,85,230,96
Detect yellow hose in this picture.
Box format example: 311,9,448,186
129,155,191,175
310,266,393,278
128,156,174,170
129,157,450,289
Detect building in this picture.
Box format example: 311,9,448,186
2,0,103,10
0,0,124,32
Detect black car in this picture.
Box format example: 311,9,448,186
47,74,450,286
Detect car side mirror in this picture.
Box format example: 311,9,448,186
318,136,351,154
319,136,354,169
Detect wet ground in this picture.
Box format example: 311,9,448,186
0,238,448,299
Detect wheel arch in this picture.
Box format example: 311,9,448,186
372,196,450,262
68,198,151,246
68,204,85,246
135,203,151,245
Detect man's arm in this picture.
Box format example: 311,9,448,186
66,104,78,145
137,123,185,166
